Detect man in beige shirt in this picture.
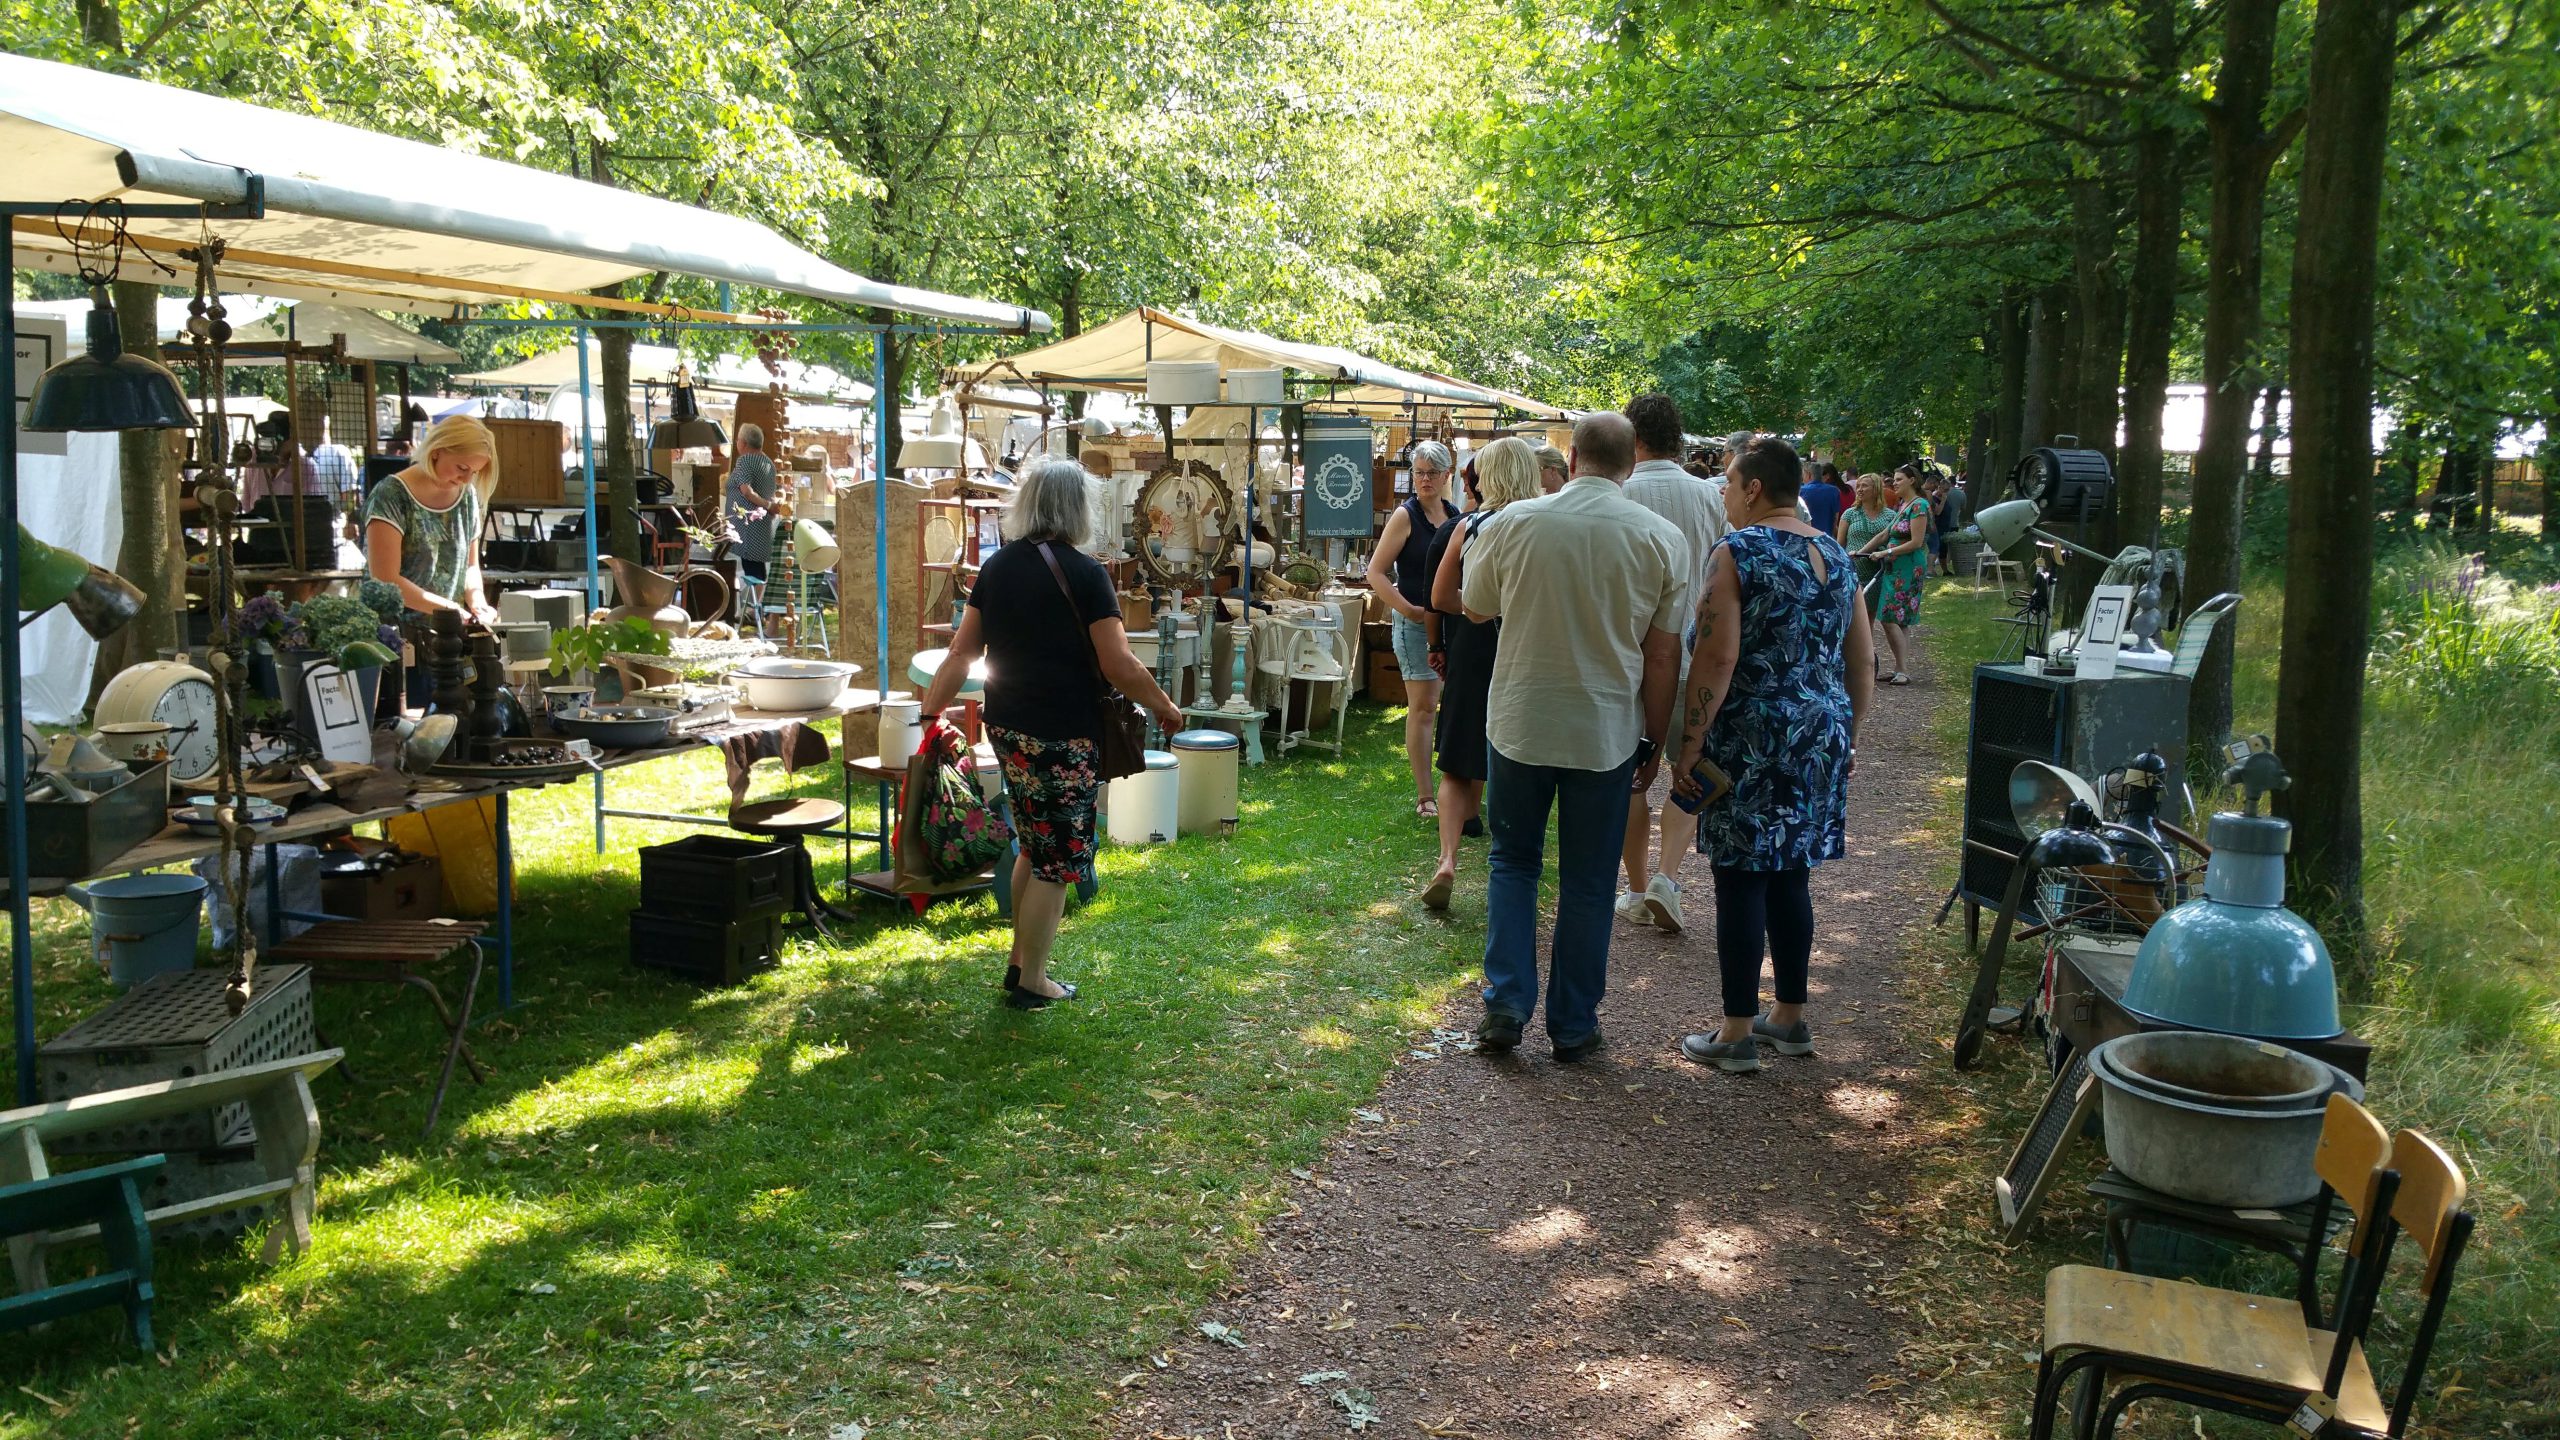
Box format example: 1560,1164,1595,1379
1459,412,1687,1060
1618,393,1727,934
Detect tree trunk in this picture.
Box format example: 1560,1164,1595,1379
2116,0,2185,548
2541,395,2559,544
86,280,184,711
2070,174,2128,475
2378,423,2420,512
2186,0,2289,761
2251,380,2285,492
598,324,641,563
2019,286,2067,473
2274,0,2401,940
875,318,908,473
1966,407,1992,490
1993,293,2029,491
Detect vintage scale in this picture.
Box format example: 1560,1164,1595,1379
1129,458,1246,723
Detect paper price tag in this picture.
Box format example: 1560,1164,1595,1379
2285,1394,2336,1436
299,764,333,794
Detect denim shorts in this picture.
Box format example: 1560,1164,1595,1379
1391,613,1437,683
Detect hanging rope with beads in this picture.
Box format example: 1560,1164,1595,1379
177,229,260,1015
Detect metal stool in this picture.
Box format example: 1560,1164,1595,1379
728,796,862,937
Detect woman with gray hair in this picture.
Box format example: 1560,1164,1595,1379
725,423,779,620
922,459,1184,1009
1364,439,1459,817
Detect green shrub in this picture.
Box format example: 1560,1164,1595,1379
2369,549,2560,725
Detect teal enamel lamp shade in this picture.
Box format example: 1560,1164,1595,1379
2123,779,2342,1039
25,290,194,433
1968,498,2040,560
14,525,143,639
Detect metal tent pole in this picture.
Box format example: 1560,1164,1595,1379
4,225,32,1104
577,326,606,854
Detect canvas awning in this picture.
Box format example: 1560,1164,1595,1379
0,52,1049,331
226,302,463,365
948,307,1555,413
454,340,873,405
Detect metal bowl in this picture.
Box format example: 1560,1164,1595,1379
549,704,677,749
2099,1030,2340,1112
2089,1033,2361,1207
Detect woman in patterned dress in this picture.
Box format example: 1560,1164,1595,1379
1671,437,1874,1073
1849,466,1932,685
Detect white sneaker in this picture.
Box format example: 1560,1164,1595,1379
1614,890,1651,923
1643,874,1684,933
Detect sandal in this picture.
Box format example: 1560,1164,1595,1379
1415,798,1439,818
1420,871,1455,910
1887,673,1911,686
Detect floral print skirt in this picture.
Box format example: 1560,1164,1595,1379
988,724,1102,885
1877,555,1927,626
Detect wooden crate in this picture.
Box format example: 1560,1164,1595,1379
486,419,566,504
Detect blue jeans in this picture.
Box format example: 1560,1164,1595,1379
1483,744,1638,1042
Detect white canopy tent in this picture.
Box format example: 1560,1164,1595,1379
227,301,463,366
0,52,1051,332
455,340,874,405
946,307,1559,416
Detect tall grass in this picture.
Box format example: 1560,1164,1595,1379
1897,566,2558,1437
2213,553,2557,1427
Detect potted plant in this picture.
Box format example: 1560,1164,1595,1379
550,615,672,700
209,592,296,708
281,591,403,719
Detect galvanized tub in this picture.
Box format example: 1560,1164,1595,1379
2089,1031,2362,1207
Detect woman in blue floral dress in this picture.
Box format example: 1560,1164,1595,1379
1671,437,1875,1073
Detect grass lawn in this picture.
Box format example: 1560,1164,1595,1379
1891,571,2559,1438
2,706,1484,1439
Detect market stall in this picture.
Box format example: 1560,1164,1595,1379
2,42,1051,1184
942,307,1566,748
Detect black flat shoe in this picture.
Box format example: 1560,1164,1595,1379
1462,817,1485,838
1005,980,1078,1010
1003,964,1021,991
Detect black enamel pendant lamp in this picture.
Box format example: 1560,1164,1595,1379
26,285,194,433
650,365,725,450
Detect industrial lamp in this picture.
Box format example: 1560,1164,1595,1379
791,517,841,572
1965,498,2119,565
899,393,966,471
25,288,194,433
649,367,725,451
14,525,144,638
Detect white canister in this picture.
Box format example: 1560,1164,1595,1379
878,697,926,764
1145,360,1221,407
1105,750,1182,845
1225,367,1284,404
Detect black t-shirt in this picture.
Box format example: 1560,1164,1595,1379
968,538,1124,741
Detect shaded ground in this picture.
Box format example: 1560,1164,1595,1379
1118,637,1948,1440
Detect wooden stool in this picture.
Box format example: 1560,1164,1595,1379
0,1155,164,1352
267,921,488,1137
1973,548,2025,595
729,796,863,937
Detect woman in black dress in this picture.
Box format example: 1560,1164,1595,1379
1417,436,1547,910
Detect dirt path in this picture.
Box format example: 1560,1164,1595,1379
1117,633,1949,1440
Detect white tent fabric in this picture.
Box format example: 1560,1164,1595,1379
948,307,1555,413
228,302,462,365
15,294,283,341
16,434,123,724
0,53,1048,332
454,341,873,405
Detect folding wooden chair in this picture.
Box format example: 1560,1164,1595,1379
2029,1094,2397,1439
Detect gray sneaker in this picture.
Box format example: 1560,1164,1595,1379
1679,1032,1761,1073
1752,1013,1813,1056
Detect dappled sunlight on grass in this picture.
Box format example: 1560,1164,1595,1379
4,705,1495,1439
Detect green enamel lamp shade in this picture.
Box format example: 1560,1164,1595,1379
15,524,144,638
26,291,194,433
